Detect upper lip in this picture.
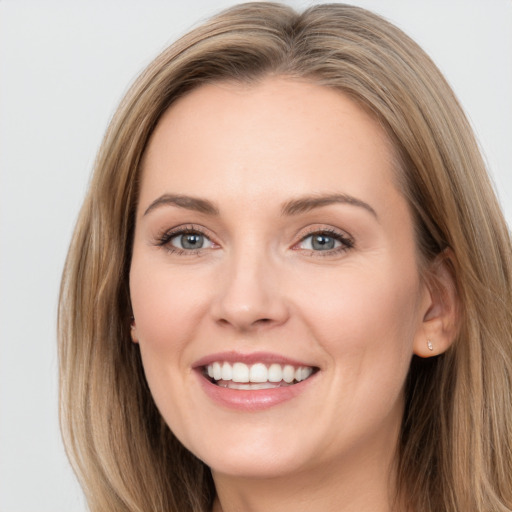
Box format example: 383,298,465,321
192,351,318,369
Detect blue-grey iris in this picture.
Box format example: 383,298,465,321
181,233,204,249
312,234,335,250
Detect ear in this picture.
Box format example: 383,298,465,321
130,317,139,343
413,249,459,358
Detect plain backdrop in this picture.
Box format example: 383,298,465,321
0,1,510,510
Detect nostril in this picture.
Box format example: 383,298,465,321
216,317,274,329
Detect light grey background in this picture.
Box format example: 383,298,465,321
0,1,510,510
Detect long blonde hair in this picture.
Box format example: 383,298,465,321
58,3,512,511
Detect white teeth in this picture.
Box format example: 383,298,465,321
268,363,283,382
232,362,249,383
205,361,315,385
220,382,283,390
221,362,232,381
283,365,295,383
249,363,268,383
303,367,313,380
213,362,222,381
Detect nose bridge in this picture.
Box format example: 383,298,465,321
212,240,288,330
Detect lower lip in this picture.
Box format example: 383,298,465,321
196,371,317,411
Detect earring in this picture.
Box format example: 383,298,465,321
427,339,434,351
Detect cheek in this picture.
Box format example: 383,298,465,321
302,266,422,443
296,258,422,377
129,259,212,367
128,261,212,430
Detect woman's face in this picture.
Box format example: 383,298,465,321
129,78,431,479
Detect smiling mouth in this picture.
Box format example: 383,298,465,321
204,361,318,390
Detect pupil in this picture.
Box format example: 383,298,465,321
182,233,203,249
312,234,334,250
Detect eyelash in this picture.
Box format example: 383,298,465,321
155,224,214,256
295,228,354,257
154,225,354,257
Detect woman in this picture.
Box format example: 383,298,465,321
58,3,512,511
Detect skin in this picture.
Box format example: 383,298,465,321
129,78,455,512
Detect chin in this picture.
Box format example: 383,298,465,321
207,452,307,480
183,426,315,479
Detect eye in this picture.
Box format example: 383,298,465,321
300,233,340,251
170,231,213,250
296,229,354,254
155,225,216,254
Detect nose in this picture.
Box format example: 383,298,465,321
210,249,290,332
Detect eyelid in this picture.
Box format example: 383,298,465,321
154,224,219,254
293,226,354,255
170,231,214,250
152,223,354,257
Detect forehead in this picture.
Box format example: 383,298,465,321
139,77,400,210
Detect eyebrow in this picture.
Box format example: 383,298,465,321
281,193,377,218
143,192,377,218
143,194,220,216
